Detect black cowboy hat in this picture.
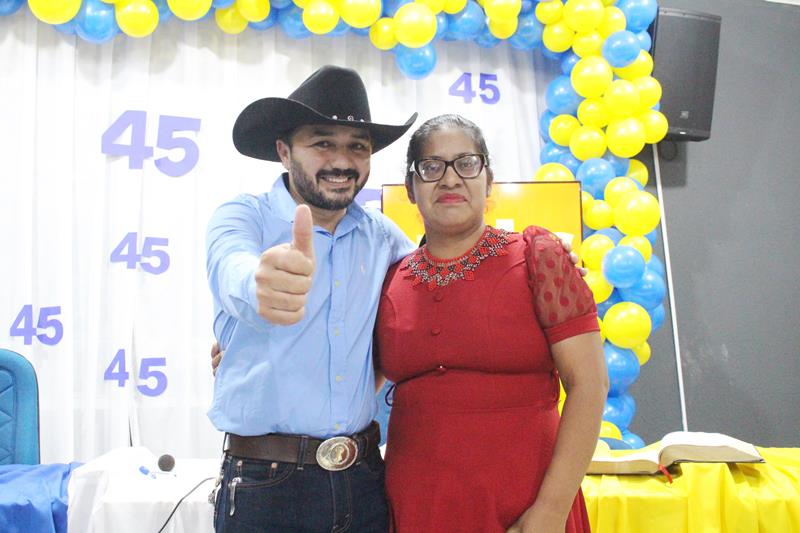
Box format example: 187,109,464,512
233,65,418,162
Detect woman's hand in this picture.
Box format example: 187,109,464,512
506,503,567,533
211,342,223,376
559,238,587,277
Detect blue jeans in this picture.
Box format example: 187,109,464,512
213,447,388,532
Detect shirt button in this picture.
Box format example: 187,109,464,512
334,423,341,431
334,328,341,336
334,280,341,287
335,375,344,382
431,326,441,335
433,292,444,302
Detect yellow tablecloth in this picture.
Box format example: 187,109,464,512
581,448,800,533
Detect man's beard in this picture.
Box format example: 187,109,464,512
289,157,367,211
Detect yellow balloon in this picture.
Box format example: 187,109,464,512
216,4,248,33
604,79,640,118
598,316,606,343
604,301,651,348
585,269,613,303
581,190,595,210
236,0,270,21
584,199,613,230
442,0,467,14
598,5,625,37
627,158,648,187
167,0,212,20
534,162,575,182
619,235,652,262
570,55,612,98
572,31,603,57
633,76,662,111
484,0,521,21
562,0,604,33
543,20,575,53
600,420,623,440
632,341,651,366
394,2,437,47
638,109,669,144
303,0,339,33
28,0,81,24
600,0,615,4
606,117,646,158
417,0,446,13
613,190,660,236
614,50,654,80
577,97,609,128
594,438,612,456
549,114,580,146
294,0,309,7
369,17,397,49
569,125,606,161
340,0,381,27
488,16,518,39
580,234,615,270
604,177,640,208
116,0,159,38
535,0,563,25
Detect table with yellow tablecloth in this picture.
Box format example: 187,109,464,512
581,448,800,532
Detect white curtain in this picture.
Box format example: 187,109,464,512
0,8,544,463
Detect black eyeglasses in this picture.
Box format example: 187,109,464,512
413,154,488,182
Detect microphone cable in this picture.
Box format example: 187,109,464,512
156,476,215,533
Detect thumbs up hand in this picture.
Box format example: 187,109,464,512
255,205,316,325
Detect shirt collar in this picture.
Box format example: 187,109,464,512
268,173,366,232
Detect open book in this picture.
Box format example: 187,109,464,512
588,431,764,475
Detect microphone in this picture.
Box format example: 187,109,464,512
158,454,176,472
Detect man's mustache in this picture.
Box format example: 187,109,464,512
317,169,359,181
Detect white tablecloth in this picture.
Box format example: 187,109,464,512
68,447,220,533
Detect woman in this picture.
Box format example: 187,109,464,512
376,115,608,533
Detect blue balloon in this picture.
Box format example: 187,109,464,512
636,29,652,51
212,0,235,7
649,303,665,332
433,12,448,40
621,430,646,449
618,0,658,32
558,152,581,175
75,0,118,44
249,7,278,30
646,254,664,278
619,267,666,310
0,0,24,16
351,25,371,36
520,0,533,14
602,30,641,68
602,151,630,175
474,26,500,48
395,44,437,80
603,341,639,396
595,227,624,244
328,18,350,36
540,141,567,164
583,227,596,240
152,0,172,22
545,75,581,115
278,6,311,39
54,20,77,35
596,289,622,318
652,102,661,111
539,110,556,142
446,1,484,40
604,390,637,429
540,47,565,61
383,0,412,16
271,0,293,8
576,158,615,199
508,13,543,51
560,51,581,75
645,227,658,246
603,245,646,288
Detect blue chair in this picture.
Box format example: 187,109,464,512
0,349,40,464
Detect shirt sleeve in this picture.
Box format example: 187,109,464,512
523,226,599,345
378,211,416,265
206,195,270,332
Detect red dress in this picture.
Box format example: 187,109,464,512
376,226,599,533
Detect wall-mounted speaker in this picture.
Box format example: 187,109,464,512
651,8,722,141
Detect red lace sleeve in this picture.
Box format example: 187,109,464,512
523,226,599,345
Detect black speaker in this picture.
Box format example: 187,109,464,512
650,7,722,141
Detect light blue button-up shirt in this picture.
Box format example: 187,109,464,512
206,175,414,438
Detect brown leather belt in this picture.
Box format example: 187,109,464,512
225,421,381,471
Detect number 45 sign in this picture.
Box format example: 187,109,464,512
449,73,500,105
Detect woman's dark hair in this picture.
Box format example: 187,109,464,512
404,114,493,189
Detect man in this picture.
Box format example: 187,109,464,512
206,65,417,532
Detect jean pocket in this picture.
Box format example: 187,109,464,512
359,449,386,480
234,457,297,489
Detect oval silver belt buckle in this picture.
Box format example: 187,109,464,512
316,437,358,471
